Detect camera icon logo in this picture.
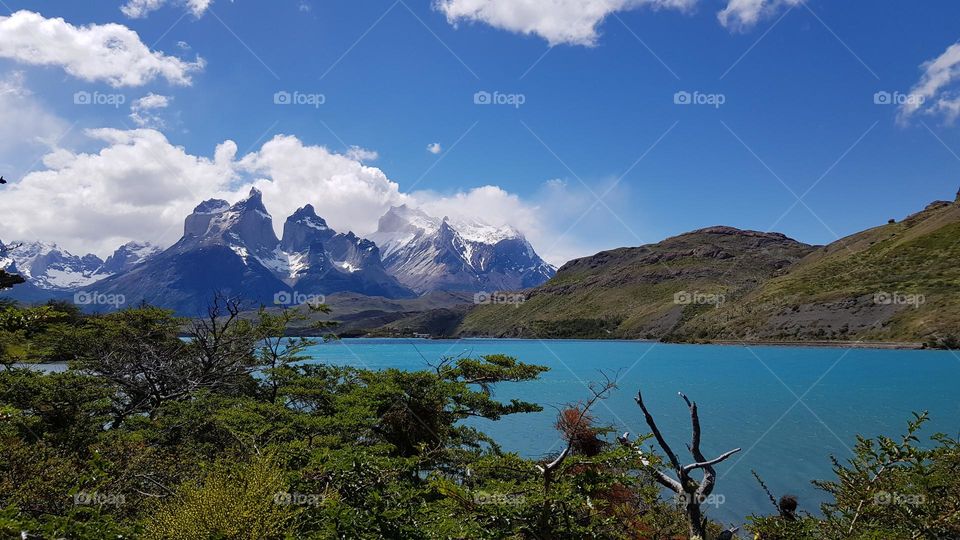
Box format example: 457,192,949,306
473,291,491,305
473,91,492,105
873,91,891,105
673,91,692,105
673,290,693,305
73,91,92,105
274,91,292,105
274,291,292,305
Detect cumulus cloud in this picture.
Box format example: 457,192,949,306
426,142,443,154
899,42,960,125
0,126,598,265
0,72,70,171
344,145,379,162
0,128,236,256
717,0,801,31
0,10,204,87
129,93,172,129
434,0,696,47
121,0,213,19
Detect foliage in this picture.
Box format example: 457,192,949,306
749,413,960,540
0,300,957,539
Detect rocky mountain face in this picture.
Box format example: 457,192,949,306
368,205,556,294
89,189,414,314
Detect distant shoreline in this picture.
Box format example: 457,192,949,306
697,339,925,350
367,335,932,350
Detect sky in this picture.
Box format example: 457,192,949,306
2,0,960,266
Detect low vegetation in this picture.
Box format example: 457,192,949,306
1,287,958,538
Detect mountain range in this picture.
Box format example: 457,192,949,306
0,189,556,314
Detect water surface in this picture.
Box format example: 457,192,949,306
303,338,960,527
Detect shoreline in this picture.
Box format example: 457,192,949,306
697,339,925,350
375,335,932,350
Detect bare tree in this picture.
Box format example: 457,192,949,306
186,292,259,394
535,373,618,533
619,390,741,540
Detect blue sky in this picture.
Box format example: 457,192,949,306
2,0,960,264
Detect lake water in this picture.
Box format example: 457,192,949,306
303,338,960,527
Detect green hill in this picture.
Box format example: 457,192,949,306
457,195,960,345
457,226,815,338
680,198,960,344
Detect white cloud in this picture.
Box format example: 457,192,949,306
344,145,379,162
129,93,172,129
434,0,696,47
899,42,960,125
0,71,71,175
121,0,213,19
427,142,443,154
0,10,204,87
717,0,800,31
0,128,236,256
0,126,598,265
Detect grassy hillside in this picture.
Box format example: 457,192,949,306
680,199,960,343
457,197,960,344
457,226,815,338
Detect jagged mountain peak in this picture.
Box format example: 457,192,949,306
378,204,441,235
281,204,334,253
369,205,555,294
184,189,279,258
98,241,161,275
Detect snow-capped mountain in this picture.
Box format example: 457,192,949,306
98,242,163,275
0,240,106,290
0,240,161,292
2,194,557,313
90,189,414,314
368,205,556,294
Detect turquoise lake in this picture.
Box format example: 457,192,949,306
302,338,960,528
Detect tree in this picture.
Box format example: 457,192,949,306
620,390,741,540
